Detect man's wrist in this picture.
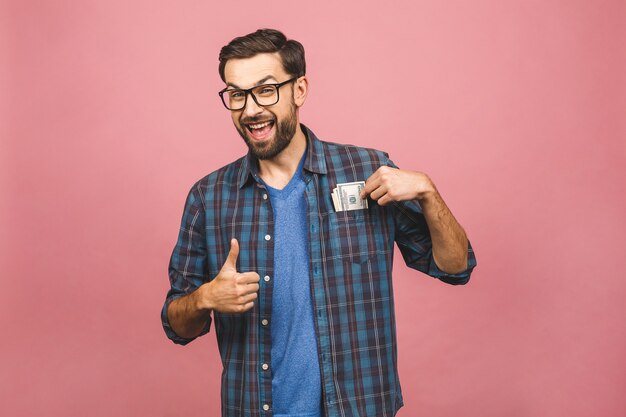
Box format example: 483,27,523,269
415,178,438,203
193,283,213,312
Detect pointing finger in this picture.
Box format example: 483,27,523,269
360,170,381,199
236,272,261,284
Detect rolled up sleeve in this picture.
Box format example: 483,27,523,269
161,184,212,345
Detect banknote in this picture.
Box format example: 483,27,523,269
332,181,368,211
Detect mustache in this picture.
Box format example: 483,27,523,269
240,115,275,125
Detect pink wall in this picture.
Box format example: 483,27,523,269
2,1,625,416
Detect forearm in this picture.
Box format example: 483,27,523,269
418,189,469,274
360,165,470,274
167,286,212,339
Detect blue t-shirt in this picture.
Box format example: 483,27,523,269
263,150,322,417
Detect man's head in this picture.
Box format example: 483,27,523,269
218,29,306,83
218,29,308,160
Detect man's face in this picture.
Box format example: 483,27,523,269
223,53,299,160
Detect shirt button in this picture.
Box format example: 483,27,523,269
261,319,269,326
263,404,270,411
262,363,269,371
262,193,268,200
264,275,271,282
265,234,271,241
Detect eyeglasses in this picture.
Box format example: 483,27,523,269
218,77,298,111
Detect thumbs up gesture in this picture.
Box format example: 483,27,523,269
201,239,260,313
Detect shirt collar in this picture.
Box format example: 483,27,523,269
237,123,327,189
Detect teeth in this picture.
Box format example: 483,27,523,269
248,121,272,130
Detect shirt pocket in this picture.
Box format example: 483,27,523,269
326,208,375,264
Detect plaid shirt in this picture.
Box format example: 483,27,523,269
162,125,477,417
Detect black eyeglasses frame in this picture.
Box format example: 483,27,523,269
218,77,299,111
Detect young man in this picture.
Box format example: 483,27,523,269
162,29,476,417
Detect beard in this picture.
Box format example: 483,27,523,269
235,103,298,160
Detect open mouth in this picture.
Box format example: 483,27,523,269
245,120,275,141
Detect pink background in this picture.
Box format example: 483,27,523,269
2,1,625,416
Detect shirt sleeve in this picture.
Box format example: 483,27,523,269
161,183,212,345
386,156,477,285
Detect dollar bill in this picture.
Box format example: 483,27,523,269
333,181,368,211
331,189,340,211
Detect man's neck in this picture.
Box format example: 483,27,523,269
258,126,307,190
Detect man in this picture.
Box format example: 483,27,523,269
162,29,476,417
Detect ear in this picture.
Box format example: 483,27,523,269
293,76,308,108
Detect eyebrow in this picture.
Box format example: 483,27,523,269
226,75,278,89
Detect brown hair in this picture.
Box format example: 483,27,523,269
218,29,306,82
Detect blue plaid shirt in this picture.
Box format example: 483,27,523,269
162,125,477,417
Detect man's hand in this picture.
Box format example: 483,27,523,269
198,239,260,313
360,166,436,206
360,165,470,274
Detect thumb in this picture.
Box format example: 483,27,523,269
223,238,239,271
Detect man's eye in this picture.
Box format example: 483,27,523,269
230,91,245,99
257,87,275,95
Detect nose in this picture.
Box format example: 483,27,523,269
242,92,264,118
